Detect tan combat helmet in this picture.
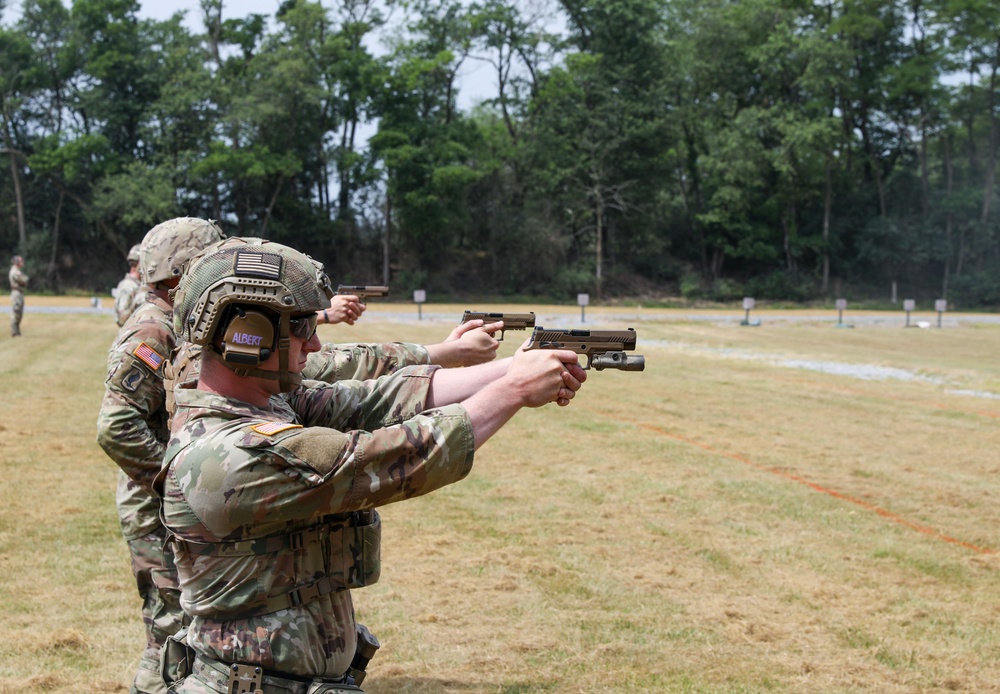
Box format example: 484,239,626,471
173,237,334,392
139,217,225,287
126,243,141,265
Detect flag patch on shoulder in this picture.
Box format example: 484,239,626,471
133,342,165,371
252,422,303,436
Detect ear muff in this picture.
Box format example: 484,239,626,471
220,308,275,366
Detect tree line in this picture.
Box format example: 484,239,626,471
2,0,1000,306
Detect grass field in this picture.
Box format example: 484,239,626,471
1,300,999,693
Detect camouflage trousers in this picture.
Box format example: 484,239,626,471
128,527,188,694
10,290,23,336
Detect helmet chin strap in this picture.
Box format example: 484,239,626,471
208,314,302,393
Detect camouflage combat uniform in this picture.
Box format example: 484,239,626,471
98,292,431,693
97,291,190,694
301,341,430,382
159,368,475,689
115,273,145,327
9,260,28,336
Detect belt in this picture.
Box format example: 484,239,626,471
192,654,355,694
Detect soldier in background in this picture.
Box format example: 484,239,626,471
114,244,145,327
8,254,28,337
97,218,227,694
157,237,585,692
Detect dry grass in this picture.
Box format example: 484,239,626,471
1,304,999,693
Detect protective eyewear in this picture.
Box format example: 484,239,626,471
289,314,318,339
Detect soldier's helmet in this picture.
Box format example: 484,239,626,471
126,243,141,265
173,237,333,392
139,217,225,286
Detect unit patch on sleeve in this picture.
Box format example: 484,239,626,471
133,342,166,371
251,421,303,436
121,366,145,392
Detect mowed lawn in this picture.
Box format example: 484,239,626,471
1,303,999,693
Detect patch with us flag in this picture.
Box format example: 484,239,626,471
132,342,165,371
234,250,283,280
251,421,303,436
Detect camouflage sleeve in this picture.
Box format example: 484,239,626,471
113,279,135,326
172,405,474,533
288,364,442,431
96,307,174,489
301,342,431,383
9,267,28,288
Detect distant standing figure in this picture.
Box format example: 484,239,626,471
8,255,28,337
114,243,145,327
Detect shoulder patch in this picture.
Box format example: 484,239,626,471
133,342,165,371
251,421,303,436
121,366,146,392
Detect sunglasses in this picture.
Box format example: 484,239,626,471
289,314,318,339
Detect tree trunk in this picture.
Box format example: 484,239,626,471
339,117,352,222
202,0,223,65
46,189,64,293
783,196,797,272
980,58,999,228
260,175,285,237
593,188,604,302
382,192,391,286
711,247,725,280
967,66,978,178
821,157,832,294
920,115,930,216
0,113,27,249
943,133,954,296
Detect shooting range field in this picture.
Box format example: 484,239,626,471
2,303,999,693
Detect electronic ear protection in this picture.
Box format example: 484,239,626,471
219,307,276,366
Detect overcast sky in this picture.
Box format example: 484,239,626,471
3,0,497,108
4,0,283,26
137,0,285,25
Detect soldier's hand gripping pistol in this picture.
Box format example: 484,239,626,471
460,310,536,341
337,284,389,304
523,326,645,371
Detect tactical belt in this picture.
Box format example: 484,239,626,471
191,654,361,694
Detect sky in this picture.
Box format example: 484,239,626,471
134,0,285,25
3,0,499,109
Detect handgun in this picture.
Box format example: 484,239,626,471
337,285,389,303
460,310,536,341
523,326,645,371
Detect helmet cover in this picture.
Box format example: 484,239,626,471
140,217,226,285
174,236,334,346
173,237,333,393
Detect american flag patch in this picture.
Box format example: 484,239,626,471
133,342,165,371
234,251,283,280
252,421,303,436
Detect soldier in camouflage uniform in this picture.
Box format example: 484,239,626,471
114,243,145,327
157,237,585,693
8,254,28,337
97,218,228,694
99,220,501,693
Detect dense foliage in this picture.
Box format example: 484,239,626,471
1,0,999,305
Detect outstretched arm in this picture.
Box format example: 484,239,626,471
317,294,365,326
427,343,586,448
424,319,504,368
